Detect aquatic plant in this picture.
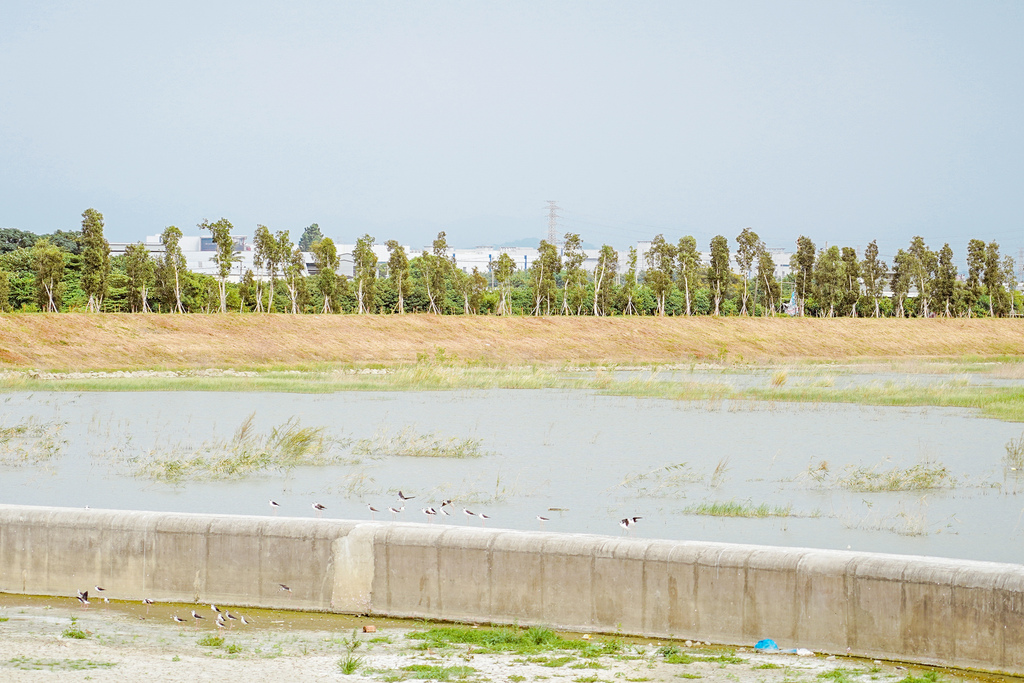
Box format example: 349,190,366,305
682,501,794,518
354,427,486,458
0,418,66,466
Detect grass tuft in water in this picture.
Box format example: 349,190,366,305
1005,433,1024,474
836,463,954,492
682,501,794,518
0,418,66,466
354,427,486,458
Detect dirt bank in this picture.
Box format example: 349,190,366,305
1,314,1022,371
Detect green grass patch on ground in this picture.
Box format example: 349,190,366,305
5,657,115,671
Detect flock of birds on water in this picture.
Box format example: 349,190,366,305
272,490,644,534
70,490,642,624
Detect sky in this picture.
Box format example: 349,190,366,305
1,1,1022,261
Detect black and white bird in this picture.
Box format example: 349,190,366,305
398,491,415,501
143,598,154,614
269,500,281,515
225,612,238,627
211,604,221,614
478,513,491,526
239,614,251,626
278,583,292,593
216,614,227,629
440,499,453,508
191,610,205,627
172,615,186,624
422,507,437,522
619,516,643,533
367,504,380,520
76,590,89,607
312,502,326,517
388,506,404,520
463,508,476,519
537,515,550,529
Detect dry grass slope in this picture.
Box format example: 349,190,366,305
0,314,1022,371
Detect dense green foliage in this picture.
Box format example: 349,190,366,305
0,215,1020,316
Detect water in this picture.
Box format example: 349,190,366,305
1,389,1022,565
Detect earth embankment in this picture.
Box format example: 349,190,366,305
0,314,1021,371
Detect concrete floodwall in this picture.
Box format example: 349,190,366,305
2,505,1023,674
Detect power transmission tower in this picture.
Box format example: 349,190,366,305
546,201,561,245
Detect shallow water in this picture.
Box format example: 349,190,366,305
1,389,1022,565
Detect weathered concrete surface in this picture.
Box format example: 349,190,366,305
2,505,1023,674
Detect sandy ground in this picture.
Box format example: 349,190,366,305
0,596,985,683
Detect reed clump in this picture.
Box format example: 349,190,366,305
353,427,486,458
128,414,347,483
1004,433,1024,474
682,501,795,518
0,418,65,465
834,462,955,492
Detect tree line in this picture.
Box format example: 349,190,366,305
0,210,1020,317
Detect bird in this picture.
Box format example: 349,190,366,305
463,508,476,520
269,500,281,515
239,614,251,626
478,513,491,526
94,585,105,594
537,515,550,529
620,516,643,534
398,491,415,501
278,583,292,593
216,614,226,629
143,598,154,615
440,499,453,508
76,590,89,608
367,504,380,520
388,506,404,520
439,506,451,518
225,612,238,628
312,502,326,518
422,507,437,523
191,610,205,627
172,615,186,624
211,604,221,614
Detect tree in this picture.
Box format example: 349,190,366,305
984,241,1004,316
735,228,760,315
239,269,256,312
791,236,816,316
966,239,987,316
1004,255,1017,317
252,225,276,312
159,226,186,313
80,208,111,312
530,240,560,315
861,240,886,317
124,243,154,313
311,237,341,313
283,246,307,313
32,239,65,312
756,246,780,316
0,228,39,254
841,247,861,317
644,235,676,316
386,240,410,314
813,246,843,317
199,217,236,313
593,245,618,316
890,249,912,318
906,236,935,318
492,252,516,315
561,233,587,315
621,247,639,315
934,244,956,317
707,235,730,316
0,268,9,311
430,232,453,314
353,234,377,314
298,223,324,251
675,236,701,316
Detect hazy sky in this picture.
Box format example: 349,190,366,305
1,1,1022,260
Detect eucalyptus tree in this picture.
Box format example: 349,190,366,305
561,233,588,315
199,217,236,313
283,247,307,314
531,240,560,315
468,267,487,314
159,225,186,313
675,236,700,316
592,244,618,316
966,239,986,316
756,246,780,316
0,269,9,312
707,235,730,316
353,234,377,314
32,238,65,312
841,247,860,317
791,235,816,316
385,240,410,314
124,242,154,312
861,240,886,317
734,228,760,315
239,269,256,312
80,208,111,312
492,252,516,315
252,225,275,312
621,247,639,315
298,223,324,251
1004,255,1017,317
984,241,1004,316
645,234,676,316
890,249,912,318
310,237,341,313
431,232,453,314
813,246,843,318
934,244,956,317
906,236,936,317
